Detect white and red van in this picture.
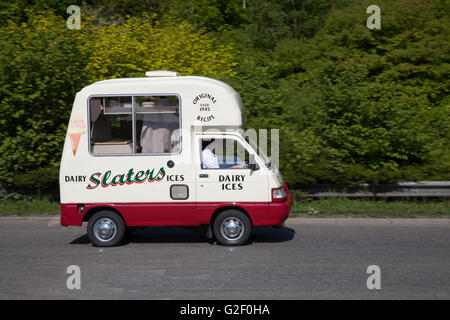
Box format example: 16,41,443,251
60,71,292,246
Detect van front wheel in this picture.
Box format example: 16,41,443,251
213,210,252,246
87,211,125,247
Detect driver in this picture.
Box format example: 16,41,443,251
201,139,249,169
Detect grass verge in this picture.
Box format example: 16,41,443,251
0,198,60,216
290,198,450,218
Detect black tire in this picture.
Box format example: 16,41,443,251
87,211,126,247
213,210,252,246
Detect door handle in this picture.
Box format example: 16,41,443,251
199,174,209,178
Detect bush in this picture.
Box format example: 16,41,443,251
0,9,237,195
231,0,450,186
10,167,59,194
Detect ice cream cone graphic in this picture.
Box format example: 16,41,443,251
67,115,86,156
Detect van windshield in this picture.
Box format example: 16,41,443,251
247,139,271,169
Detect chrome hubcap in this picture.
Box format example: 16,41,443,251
93,218,117,242
220,217,244,241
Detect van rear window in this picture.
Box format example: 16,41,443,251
89,95,180,155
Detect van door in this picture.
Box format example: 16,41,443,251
194,135,269,205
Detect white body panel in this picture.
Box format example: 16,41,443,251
60,75,281,205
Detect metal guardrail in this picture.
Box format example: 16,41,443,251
304,181,450,198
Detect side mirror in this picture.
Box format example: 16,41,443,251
249,154,259,171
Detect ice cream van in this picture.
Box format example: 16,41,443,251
60,71,292,246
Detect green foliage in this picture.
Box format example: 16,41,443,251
10,167,60,194
0,0,76,27
0,197,60,215
80,13,237,82
0,10,88,187
229,0,450,185
0,8,237,193
291,198,450,217
163,0,248,31
0,0,449,196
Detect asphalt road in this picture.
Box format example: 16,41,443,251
0,216,449,299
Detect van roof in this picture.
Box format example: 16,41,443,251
76,74,244,129
81,75,237,96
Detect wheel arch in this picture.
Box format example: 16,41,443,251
209,205,253,227
83,206,126,225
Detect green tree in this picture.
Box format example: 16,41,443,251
0,9,237,192
80,13,237,82
0,0,77,27
270,0,450,185
226,0,449,186
0,10,88,187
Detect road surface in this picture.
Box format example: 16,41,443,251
0,216,449,299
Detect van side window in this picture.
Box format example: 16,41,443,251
89,95,181,155
90,97,132,154
135,96,180,154
201,138,249,169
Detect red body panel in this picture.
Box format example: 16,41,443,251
61,200,291,227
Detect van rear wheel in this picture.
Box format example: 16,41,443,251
87,211,125,247
213,210,252,246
